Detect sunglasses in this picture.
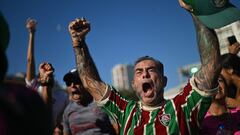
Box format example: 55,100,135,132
65,77,81,87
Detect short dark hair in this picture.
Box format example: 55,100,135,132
134,56,164,74
221,53,240,76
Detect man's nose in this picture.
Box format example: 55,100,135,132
70,82,75,87
142,70,150,78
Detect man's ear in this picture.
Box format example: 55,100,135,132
131,80,136,91
162,76,168,88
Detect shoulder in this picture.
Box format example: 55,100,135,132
64,101,75,111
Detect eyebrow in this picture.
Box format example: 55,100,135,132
135,66,156,71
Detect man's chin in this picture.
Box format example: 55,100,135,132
142,97,155,106
72,98,81,103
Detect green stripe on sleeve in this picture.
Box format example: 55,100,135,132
103,100,125,126
182,90,202,120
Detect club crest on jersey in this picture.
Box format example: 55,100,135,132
159,114,171,126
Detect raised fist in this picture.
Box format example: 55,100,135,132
68,18,90,47
38,62,54,86
26,18,37,33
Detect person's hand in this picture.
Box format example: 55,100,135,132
178,0,193,12
68,17,90,47
225,97,240,108
38,62,55,86
26,18,37,33
228,42,240,55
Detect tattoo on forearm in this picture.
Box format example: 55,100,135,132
74,41,105,98
84,76,105,97
192,15,221,90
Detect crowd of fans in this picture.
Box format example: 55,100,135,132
1,0,240,134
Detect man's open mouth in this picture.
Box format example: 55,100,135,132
71,90,81,100
142,82,152,93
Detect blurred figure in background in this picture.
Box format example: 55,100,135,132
224,42,240,108
200,40,240,135
25,18,68,134
0,11,52,135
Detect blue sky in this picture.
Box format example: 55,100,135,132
1,0,240,90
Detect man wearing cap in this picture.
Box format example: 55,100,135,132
62,69,117,135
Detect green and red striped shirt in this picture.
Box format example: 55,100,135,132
98,77,217,135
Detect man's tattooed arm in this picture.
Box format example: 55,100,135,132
74,41,107,101
192,15,221,90
69,18,109,101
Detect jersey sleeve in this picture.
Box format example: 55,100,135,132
172,76,218,133
96,85,134,128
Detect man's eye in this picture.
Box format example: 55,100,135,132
135,71,142,75
218,79,223,82
148,68,156,72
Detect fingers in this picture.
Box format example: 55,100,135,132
39,63,55,86
233,42,240,50
26,19,37,26
228,42,240,54
68,17,90,32
26,18,37,25
178,0,193,12
68,17,90,46
39,62,55,73
26,18,37,31
39,63,45,69
44,63,54,72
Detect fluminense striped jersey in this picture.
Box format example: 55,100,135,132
98,77,217,135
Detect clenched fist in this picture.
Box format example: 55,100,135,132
38,62,55,86
26,18,37,33
68,18,90,47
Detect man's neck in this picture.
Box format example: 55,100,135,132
140,99,165,111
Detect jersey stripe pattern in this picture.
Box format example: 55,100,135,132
101,80,213,135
